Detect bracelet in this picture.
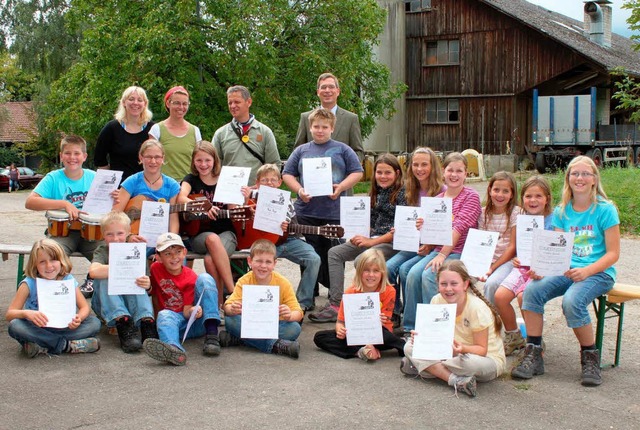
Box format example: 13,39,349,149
438,252,447,259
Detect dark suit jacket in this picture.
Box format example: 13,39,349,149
294,107,364,162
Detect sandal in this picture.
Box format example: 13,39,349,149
357,345,381,362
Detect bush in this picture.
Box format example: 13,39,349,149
0,145,23,168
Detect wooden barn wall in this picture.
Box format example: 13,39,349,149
405,0,588,153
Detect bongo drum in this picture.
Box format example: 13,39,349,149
79,213,103,242
45,210,71,237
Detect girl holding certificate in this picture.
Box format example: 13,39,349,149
6,239,101,357
512,156,620,387
314,249,405,360
401,260,505,397
385,147,445,325
308,154,406,323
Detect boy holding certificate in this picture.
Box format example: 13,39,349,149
221,240,303,359
143,233,222,366
88,211,157,353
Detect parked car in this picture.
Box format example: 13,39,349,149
0,167,44,191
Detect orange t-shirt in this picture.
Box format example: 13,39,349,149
338,284,396,332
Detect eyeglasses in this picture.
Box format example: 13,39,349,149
259,178,280,185
569,171,595,178
170,101,190,107
142,155,164,161
319,84,337,90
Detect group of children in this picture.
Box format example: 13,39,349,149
5,107,620,396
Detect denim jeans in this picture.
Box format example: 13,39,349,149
8,316,101,354
386,251,420,314
92,278,154,327
156,273,220,351
482,261,514,304
401,252,437,331
276,237,320,309
521,272,614,328
225,315,301,353
421,253,461,307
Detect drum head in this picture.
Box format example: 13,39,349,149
79,213,102,225
45,210,70,221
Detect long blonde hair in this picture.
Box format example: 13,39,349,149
25,239,72,279
114,86,153,125
353,248,388,293
437,260,502,333
559,156,610,218
404,147,444,206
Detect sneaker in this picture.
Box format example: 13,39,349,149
140,318,159,343
79,277,94,299
68,338,100,354
116,316,142,353
511,344,544,379
504,330,526,356
450,375,478,398
22,342,48,358
271,339,300,359
581,349,602,387
143,338,187,366
218,330,242,347
307,303,338,323
400,357,419,376
203,334,221,356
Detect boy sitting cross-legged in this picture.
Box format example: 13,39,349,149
143,233,222,366
88,211,157,353
221,239,303,359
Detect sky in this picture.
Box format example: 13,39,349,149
526,0,634,37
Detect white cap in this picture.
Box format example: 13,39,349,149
155,232,185,252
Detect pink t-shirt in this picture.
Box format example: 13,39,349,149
435,186,481,254
479,206,521,263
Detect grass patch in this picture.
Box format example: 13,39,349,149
514,383,532,390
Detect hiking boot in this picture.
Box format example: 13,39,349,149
504,330,526,356
511,344,544,379
139,318,158,343
218,330,242,347
307,303,338,323
581,349,602,387
23,342,48,358
143,338,186,366
450,375,478,398
400,357,419,377
203,334,221,356
79,277,94,299
116,316,142,353
68,338,100,354
271,339,300,359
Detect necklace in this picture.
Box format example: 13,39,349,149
144,173,161,185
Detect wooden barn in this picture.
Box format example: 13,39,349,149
403,0,640,158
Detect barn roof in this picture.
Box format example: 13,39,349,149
0,102,37,143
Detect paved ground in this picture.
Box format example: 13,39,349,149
1,185,639,429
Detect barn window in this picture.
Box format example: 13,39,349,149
425,40,460,66
426,99,459,124
405,0,431,13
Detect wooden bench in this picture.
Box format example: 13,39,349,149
0,243,249,289
593,283,640,367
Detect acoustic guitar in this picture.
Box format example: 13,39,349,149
179,193,253,236
123,195,213,234
234,219,344,250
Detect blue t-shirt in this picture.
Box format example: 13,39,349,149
283,139,363,220
33,168,96,210
22,274,77,311
120,172,180,202
552,199,619,280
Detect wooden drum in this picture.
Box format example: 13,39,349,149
79,213,103,242
45,210,71,237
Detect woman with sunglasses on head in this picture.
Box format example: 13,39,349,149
149,86,202,182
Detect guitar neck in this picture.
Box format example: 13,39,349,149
288,224,323,236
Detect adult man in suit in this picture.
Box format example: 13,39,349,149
294,73,364,162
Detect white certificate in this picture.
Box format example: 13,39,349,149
36,278,77,328
420,197,453,246
213,166,251,205
81,169,123,214
138,201,170,247
182,292,204,343
252,186,290,236
302,157,333,197
530,229,575,277
343,292,383,346
412,303,457,360
241,285,280,339
340,196,370,239
460,228,500,277
107,243,147,295
393,206,421,252
516,215,544,266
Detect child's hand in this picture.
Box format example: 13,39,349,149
408,330,417,344
110,189,120,205
281,220,289,233
526,269,543,280
207,206,221,220
380,312,389,325
65,201,81,221
240,185,253,199
426,253,446,272
193,306,203,319
417,244,431,256
297,188,311,203
127,234,147,244
278,304,292,321
452,339,464,356
350,235,372,247
26,310,48,327
416,217,424,230
227,301,242,316
135,276,151,290
564,267,591,283
68,314,82,330
336,324,347,339
511,257,521,268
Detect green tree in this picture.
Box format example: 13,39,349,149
0,52,37,101
613,1,640,121
43,0,405,159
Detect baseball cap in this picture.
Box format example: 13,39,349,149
155,232,185,252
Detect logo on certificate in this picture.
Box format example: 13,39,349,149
258,290,274,302
54,282,71,296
